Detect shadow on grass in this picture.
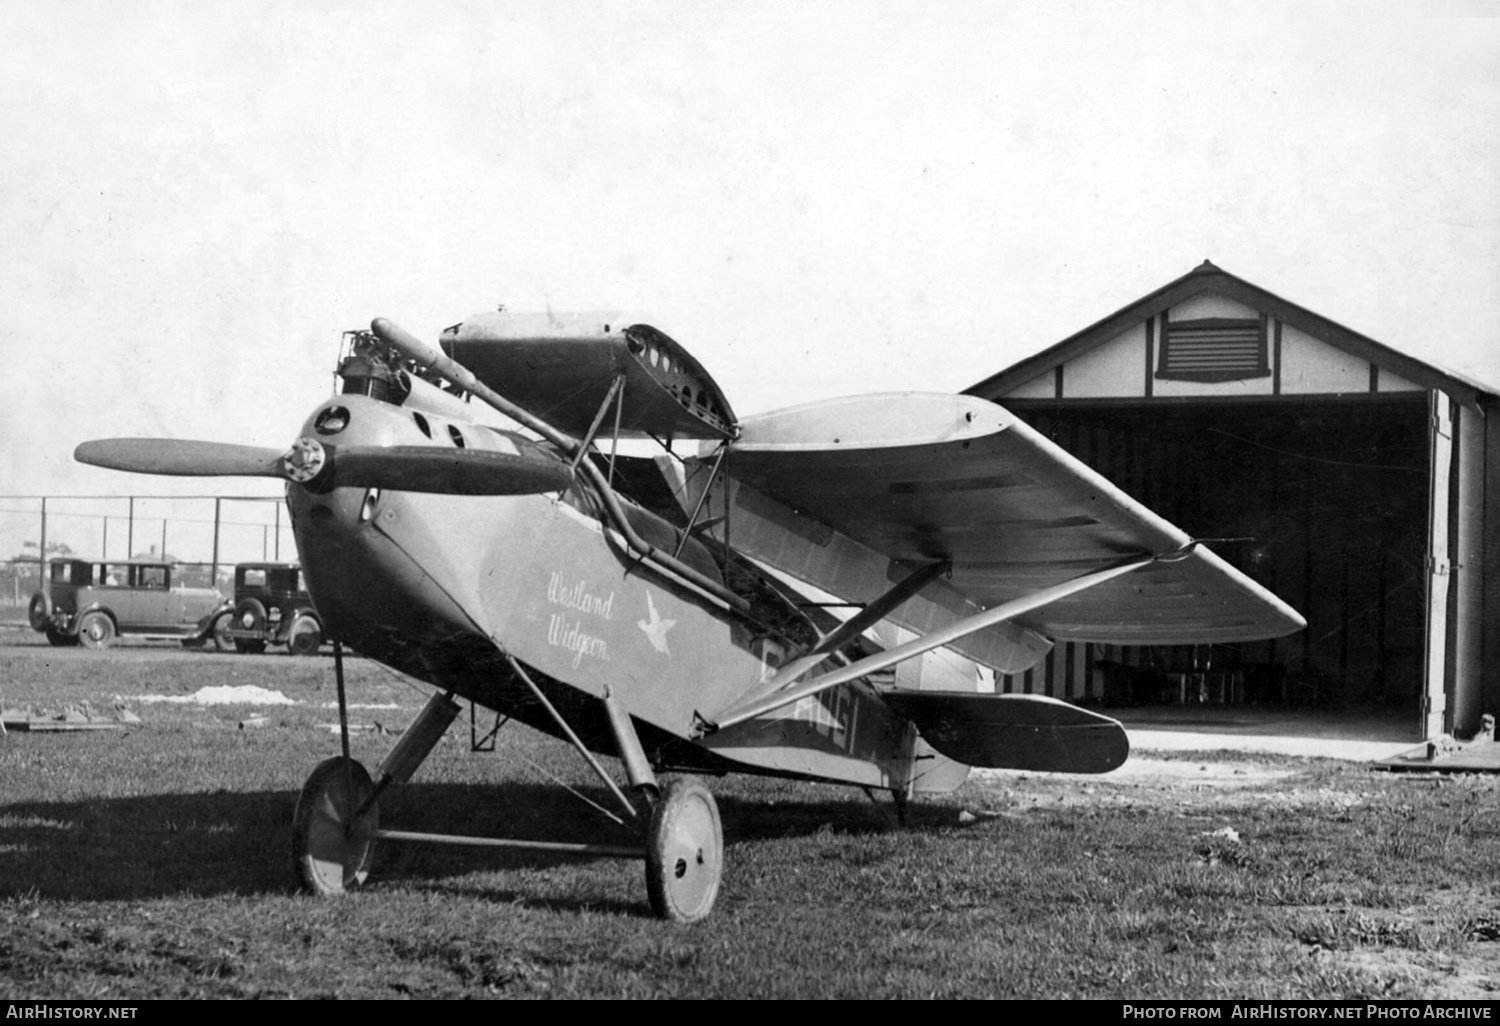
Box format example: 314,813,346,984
0,778,963,906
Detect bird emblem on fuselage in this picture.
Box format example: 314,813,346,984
637,592,676,655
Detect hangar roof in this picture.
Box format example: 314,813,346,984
965,261,1496,407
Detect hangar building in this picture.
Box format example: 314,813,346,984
966,261,1498,739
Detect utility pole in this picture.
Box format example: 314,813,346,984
38,497,47,594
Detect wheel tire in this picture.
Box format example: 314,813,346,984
645,776,723,923
286,615,322,657
232,599,268,654
210,612,233,653
45,629,79,648
76,611,115,650
292,757,379,897
234,597,268,631
27,592,53,631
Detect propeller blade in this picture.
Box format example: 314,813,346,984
331,446,572,495
77,437,572,496
75,439,287,478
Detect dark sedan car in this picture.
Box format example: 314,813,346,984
224,562,324,655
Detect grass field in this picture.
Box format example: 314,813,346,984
1,630,1497,999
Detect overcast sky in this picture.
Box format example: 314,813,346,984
4,0,1498,505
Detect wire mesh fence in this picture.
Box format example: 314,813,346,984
0,494,296,614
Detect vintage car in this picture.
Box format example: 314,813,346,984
27,558,232,649
224,562,324,655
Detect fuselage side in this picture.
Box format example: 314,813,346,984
284,382,929,790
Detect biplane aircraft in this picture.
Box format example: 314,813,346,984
76,311,1305,921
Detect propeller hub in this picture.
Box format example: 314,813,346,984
282,437,328,484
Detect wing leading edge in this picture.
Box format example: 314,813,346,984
715,393,1305,648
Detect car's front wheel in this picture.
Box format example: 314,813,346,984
76,611,116,649
28,592,52,631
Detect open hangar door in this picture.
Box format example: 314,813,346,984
966,262,1498,738
1006,394,1431,723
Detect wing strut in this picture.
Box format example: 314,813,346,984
673,444,727,562
806,559,951,659
568,373,626,474
697,551,1158,736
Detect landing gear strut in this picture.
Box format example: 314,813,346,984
292,641,725,922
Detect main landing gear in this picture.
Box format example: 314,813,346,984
291,642,724,922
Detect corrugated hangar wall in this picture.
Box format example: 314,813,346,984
965,262,1499,740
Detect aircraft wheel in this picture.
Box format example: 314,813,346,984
286,615,322,657
644,776,722,923
45,629,79,647
234,639,267,655
76,612,115,649
292,757,379,897
210,612,233,652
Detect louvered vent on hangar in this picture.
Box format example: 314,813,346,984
1157,317,1269,382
